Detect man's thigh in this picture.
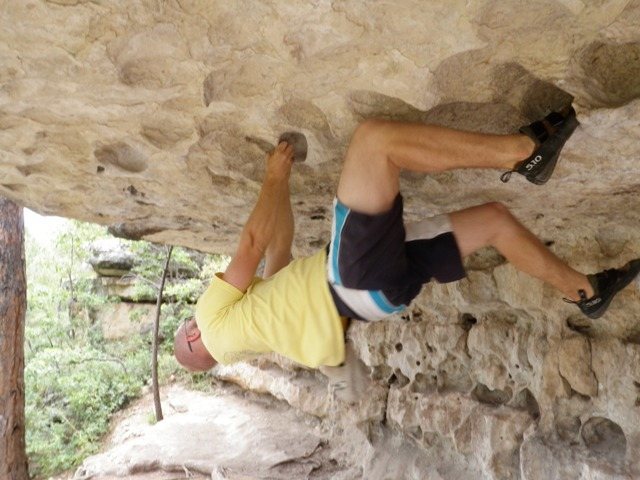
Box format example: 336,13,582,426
328,195,409,290
336,121,401,215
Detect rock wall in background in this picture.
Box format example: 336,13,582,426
88,238,202,339
2,1,640,478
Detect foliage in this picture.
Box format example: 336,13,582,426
23,219,228,478
25,345,147,475
25,221,108,354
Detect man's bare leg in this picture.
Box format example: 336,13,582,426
337,119,535,214
335,119,590,301
448,202,593,301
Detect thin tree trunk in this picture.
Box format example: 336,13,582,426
0,198,29,479
152,245,173,422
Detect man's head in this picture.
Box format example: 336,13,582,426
173,317,217,372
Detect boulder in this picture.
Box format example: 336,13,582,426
89,238,136,277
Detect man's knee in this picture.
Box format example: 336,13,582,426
484,201,510,218
349,118,391,156
450,202,514,256
338,119,402,214
354,118,388,136
481,202,518,236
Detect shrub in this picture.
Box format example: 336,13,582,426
25,345,147,476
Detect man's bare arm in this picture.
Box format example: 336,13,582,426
223,142,294,293
263,182,294,278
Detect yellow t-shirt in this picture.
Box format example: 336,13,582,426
195,249,345,368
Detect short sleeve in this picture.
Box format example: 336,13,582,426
195,273,244,329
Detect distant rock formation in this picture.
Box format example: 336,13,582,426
89,238,201,339
89,238,136,277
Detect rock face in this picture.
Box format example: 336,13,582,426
89,238,203,338
96,303,156,340
2,1,640,479
74,385,341,480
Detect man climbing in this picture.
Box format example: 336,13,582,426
174,107,640,401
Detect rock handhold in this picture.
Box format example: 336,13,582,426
278,131,308,162
94,142,148,173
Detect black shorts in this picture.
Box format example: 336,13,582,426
327,195,465,321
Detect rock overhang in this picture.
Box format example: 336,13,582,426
0,1,638,258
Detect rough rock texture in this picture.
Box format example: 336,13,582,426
89,238,137,277
96,302,156,340
89,238,201,278
74,385,347,480
2,1,640,479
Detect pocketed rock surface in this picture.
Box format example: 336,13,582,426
2,1,640,479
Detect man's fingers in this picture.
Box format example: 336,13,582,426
267,143,294,174
273,143,294,161
269,143,286,158
284,144,294,158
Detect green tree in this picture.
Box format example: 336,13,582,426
23,218,229,478
23,221,148,477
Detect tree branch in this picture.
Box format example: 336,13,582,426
152,245,173,422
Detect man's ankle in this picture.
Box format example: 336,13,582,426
566,277,595,302
504,134,535,169
517,134,536,161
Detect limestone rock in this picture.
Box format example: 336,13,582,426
89,238,136,277
386,389,533,479
74,386,332,480
96,303,156,340
2,1,640,256
520,434,628,480
213,360,331,418
94,276,156,303
558,336,598,397
89,238,202,279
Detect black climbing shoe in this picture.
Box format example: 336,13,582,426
501,105,579,185
565,259,640,319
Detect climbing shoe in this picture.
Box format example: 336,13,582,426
565,259,640,319
501,105,579,185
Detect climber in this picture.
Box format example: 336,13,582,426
174,106,640,401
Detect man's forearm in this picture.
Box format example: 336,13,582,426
267,186,293,252
223,142,294,292
241,176,289,256
264,185,294,277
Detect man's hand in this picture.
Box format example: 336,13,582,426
265,142,295,182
